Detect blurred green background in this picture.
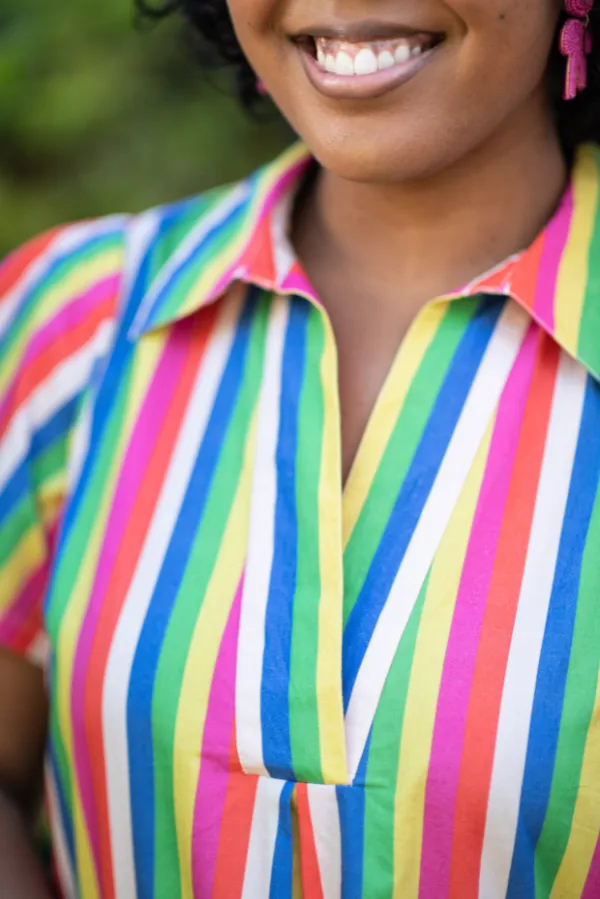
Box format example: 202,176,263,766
0,0,290,255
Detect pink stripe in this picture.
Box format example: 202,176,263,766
191,576,244,898
69,324,189,880
532,184,574,330
582,833,600,898
419,325,539,898
0,561,48,647
20,276,119,369
0,276,119,432
208,158,311,302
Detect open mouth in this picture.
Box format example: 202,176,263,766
291,26,445,99
296,32,443,78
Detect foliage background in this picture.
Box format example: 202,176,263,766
0,0,290,255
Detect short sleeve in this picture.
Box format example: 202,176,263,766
0,218,127,662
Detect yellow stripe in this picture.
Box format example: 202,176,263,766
0,247,123,394
554,145,599,357
391,421,493,899
342,302,448,547
316,316,348,785
52,335,164,896
174,417,257,899
551,670,600,898
0,526,46,614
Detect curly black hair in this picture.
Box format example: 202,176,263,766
137,0,600,159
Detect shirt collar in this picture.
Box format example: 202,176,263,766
130,142,600,382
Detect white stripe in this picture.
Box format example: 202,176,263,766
45,758,77,899
478,353,587,899
0,217,127,340
270,192,296,284
241,778,286,899
0,320,114,493
345,302,530,780
235,297,291,776
101,292,244,899
308,784,342,899
128,182,251,339
66,212,161,494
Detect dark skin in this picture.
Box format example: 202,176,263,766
228,0,567,479
0,651,51,897
0,0,569,893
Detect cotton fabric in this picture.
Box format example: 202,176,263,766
1,143,600,898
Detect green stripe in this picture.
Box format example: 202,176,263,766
146,192,226,283
46,357,134,845
578,151,600,378
157,199,256,324
151,292,269,899
289,308,326,781
343,298,479,625
0,494,35,571
31,433,69,493
362,575,429,895
534,473,600,893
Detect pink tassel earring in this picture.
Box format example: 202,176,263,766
560,0,594,100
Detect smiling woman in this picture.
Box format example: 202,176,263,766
2,2,600,899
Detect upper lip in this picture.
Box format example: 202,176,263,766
289,19,444,42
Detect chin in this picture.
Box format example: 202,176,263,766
300,119,458,185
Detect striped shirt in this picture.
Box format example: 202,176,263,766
1,141,600,899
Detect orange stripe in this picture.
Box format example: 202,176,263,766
296,783,324,899
212,727,259,899
82,310,218,899
448,334,561,899
510,231,546,315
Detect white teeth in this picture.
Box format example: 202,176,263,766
354,47,378,75
377,50,395,70
334,50,354,76
313,36,434,76
394,44,411,63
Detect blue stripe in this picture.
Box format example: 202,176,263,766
30,396,79,461
261,298,308,780
0,397,79,529
0,459,29,525
507,377,600,896
269,783,295,899
45,206,184,616
145,183,253,328
342,298,504,708
338,737,370,899
126,291,257,899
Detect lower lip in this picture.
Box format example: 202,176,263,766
297,43,439,100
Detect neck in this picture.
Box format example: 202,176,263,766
295,96,567,315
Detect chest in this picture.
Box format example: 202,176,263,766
44,288,600,895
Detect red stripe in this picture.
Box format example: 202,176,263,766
447,335,561,898
211,727,259,899
80,310,218,899
296,783,325,899
0,229,62,299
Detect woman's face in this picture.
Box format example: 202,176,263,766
227,0,561,182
